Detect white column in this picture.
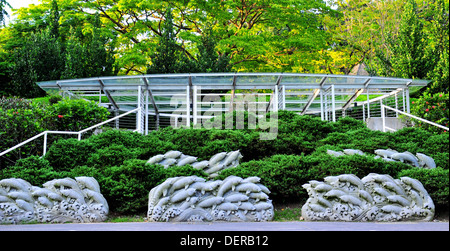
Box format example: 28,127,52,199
331,84,336,122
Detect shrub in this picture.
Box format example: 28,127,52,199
0,156,62,185
99,160,207,214
42,98,110,134
411,92,449,133
44,138,95,172
0,107,45,168
101,159,166,214
87,144,146,168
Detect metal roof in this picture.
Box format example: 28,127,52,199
37,73,429,118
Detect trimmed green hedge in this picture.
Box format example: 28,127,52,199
1,111,448,214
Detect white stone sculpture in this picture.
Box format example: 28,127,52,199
0,177,108,224
147,175,274,222
301,173,435,221
146,150,244,178
328,148,437,169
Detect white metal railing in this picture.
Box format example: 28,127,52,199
0,107,141,158
381,104,449,132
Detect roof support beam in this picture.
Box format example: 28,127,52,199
229,75,238,112
142,77,159,114
98,80,119,110
266,75,283,112
301,89,321,115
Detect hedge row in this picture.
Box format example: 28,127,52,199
1,110,448,214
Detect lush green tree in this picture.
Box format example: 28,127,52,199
194,26,231,73
373,0,431,79
0,0,10,26
424,0,449,94
146,8,195,74
9,29,64,98
62,13,116,79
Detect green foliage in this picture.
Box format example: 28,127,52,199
410,92,449,133
146,8,195,74
0,105,44,166
44,138,94,172
0,155,62,186
0,97,110,169
101,159,166,214
42,98,110,133
9,29,63,98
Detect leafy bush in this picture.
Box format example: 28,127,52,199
0,156,62,185
411,92,449,133
44,138,95,172
87,144,146,168
100,159,166,214
42,98,110,133
100,160,208,214
0,107,45,167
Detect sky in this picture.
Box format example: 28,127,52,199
3,0,41,25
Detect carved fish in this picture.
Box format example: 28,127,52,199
177,156,198,166
170,188,196,203
190,160,209,170
197,196,224,208
327,150,344,157
374,149,397,158
208,152,228,166
248,192,269,202
146,154,165,165
76,177,101,193
416,153,436,169
164,150,182,159
358,190,373,204
254,202,273,211
343,149,364,156
8,191,33,202
336,174,364,189
158,158,177,168
339,195,363,206
224,193,249,204
400,177,428,195
217,176,243,197
381,205,403,214
235,183,261,194
0,178,32,192
204,164,225,174
387,195,411,207
314,184,333,192
242,177,261,183
391,152,420,167
222,150,241,166
324,189,346,199
217,202,239,212
257,184,271,194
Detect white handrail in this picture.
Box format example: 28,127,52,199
381,104,449,132
0,107,141,157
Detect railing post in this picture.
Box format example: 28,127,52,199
43,132,48,156
381,104,386,132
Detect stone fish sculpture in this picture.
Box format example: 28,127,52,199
327,148,437,169
147,175,273,222
0,177,108,224
301,173,435,222
147,150,243,178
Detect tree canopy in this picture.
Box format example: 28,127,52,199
0,0,448,97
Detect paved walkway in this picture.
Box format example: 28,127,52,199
1,221,448,231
